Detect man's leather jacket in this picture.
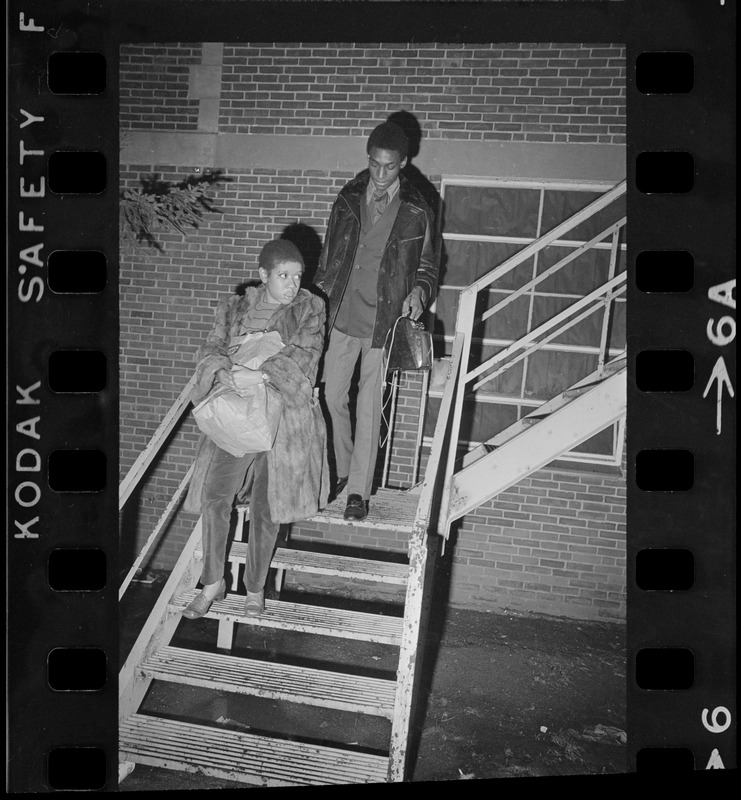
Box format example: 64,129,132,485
315,171,438,348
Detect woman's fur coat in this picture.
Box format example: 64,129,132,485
185,285,330,523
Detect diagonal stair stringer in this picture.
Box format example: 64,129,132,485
447,366,626,524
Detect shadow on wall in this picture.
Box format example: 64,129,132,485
234,223,325,296
280,222,324,287
387,111,448,373
387,110,441,218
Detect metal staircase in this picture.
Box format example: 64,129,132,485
119,495,421,786
118,179,626,785
118,342,461,785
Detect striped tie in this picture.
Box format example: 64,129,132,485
372,189,389,218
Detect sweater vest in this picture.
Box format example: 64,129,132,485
334,191,401,340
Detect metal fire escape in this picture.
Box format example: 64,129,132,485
118,180,626,785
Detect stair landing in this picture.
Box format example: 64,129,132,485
309,487,420,532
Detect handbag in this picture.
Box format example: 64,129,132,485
193,382,282,457
385,315,433,372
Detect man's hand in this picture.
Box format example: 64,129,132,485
401,286,425,320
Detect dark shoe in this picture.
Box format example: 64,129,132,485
331,475,348,501
343,493,368,521
182,579,226,619
244,589,265,617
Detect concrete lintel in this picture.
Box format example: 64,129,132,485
121,132,218,168
121,131,625,183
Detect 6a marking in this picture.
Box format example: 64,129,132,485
702,279,735,435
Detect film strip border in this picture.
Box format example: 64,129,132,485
6,0,736,791
626,0,736,778
8,0,119,793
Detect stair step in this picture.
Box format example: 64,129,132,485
218,544,409,585
310,487,420,532
237,487,419,532
170,591,403,645
120,713,389,786
142,646,397,718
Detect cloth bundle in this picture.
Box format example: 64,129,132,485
193,331,284,457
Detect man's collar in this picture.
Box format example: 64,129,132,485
366,177,400,202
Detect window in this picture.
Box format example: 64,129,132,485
428,178,626,466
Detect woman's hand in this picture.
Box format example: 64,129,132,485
230,365,264,390
214,367,235,389
215,367,236,389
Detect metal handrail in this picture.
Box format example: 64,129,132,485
119,464,195,599
469,273,626,391
438,180,627,532
118,374,197,598
119,373,197,511
468,180,625,294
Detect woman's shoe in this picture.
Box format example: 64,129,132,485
244,589,265,617
182,580,226,619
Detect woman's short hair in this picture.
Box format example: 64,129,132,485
259,238,304,274
366,121,408,160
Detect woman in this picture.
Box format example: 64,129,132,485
183,238,329,618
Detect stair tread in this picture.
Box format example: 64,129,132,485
451,368,626,520
142,646,396,717
461,361,627,468
120,713,389,786
218,545,409,585
171,591,403,645
238,487,420,532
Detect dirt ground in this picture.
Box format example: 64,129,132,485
119,567,626,790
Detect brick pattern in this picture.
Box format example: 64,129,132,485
119,41,626,620
120,42,625,144
447,468,626,619
120,45,203,130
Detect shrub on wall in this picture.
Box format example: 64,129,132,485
120,170,228,250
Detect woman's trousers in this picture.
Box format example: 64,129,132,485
200,446,280,592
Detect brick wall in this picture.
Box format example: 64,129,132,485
120,42,625,144
119,41,626,621
120,45,203,130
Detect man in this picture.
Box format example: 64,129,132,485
315,121,438,521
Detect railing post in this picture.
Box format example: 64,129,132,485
381,371,400,488
598,228,622,374
437,289,476,539
412,369,430,486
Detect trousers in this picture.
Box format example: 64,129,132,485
322,328,386,500
200,446,280,592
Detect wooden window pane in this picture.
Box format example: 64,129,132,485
442,240,533,288
542,189,625,241
443,185,541,237
523,350,598,400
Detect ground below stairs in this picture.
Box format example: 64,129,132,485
120,569,627,789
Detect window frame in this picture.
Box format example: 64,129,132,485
429,175,627,467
